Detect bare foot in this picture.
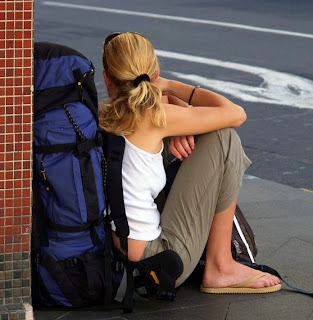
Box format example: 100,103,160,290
202,260,281,289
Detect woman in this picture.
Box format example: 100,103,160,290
99,32,281,293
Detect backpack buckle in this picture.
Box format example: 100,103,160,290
64,258,78,268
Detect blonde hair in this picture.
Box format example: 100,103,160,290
99,33,166,136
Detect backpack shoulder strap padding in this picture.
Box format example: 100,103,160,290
105,134,129,242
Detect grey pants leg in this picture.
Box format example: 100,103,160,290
141,128,251,286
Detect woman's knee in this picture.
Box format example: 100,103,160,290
195,128,242,157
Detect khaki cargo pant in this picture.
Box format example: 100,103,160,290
141,128,251,287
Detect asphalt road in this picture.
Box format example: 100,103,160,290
35,0,313,190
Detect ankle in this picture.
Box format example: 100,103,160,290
204,256,235,274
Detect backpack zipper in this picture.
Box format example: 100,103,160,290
40,158,50,192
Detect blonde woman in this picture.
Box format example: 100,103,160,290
99,32,281,294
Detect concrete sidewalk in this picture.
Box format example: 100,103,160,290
34,176,313,320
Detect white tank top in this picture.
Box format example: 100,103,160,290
112,136,166,241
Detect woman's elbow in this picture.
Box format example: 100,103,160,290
232,106,247,128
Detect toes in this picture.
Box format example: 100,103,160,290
264,273,281,286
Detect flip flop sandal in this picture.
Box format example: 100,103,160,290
200,272,282,294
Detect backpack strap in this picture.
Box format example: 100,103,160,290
62,105,103,246
32,168,49,249
104,133,137,311
33,132,102,154
243,262,313,298
105,134,129,247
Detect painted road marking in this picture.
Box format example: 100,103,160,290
155,49,313,109
300,188,313,194
42,1,313,40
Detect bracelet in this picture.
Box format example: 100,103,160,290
188,85,200,105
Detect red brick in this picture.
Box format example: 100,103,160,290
6,144,14,152
7,2,15,10
14,153,22,161
6,134,14,143
15,21,23,30
15,30,23,39
15,40,23,49
13,244,21,252
6,78,14,86
5,171,13,180
22,243,30,251
15,2,24,10
6,125,14,133
24,58,32,67
15,12,23,21
22,216,30,225
22,180,31,188
24,49,32,57
23,114,32,123
23,67,31,76
14,234,22,243
6,11,15,21
23,133,31,141
6,30,15,39
24,2,33,10
14,171,22,179
24,21,32,29
14,189,22,198
6,68,13,77
6,49,14,59
23,152,31,161
15,96,23,105
24,31,32,39
5,218,13,226
15,78,22,86
24,12,32,20
6,87,14,95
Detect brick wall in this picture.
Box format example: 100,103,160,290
0,0,34,319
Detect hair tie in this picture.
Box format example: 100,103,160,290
133,74,150,87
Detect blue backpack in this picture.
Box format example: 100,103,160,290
32,42,183,312
32,42,113,308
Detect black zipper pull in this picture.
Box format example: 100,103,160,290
40,160,50,192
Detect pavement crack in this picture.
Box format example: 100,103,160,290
55,312,70,320
224,302,231,320
263,238,291,262
293,237,313,246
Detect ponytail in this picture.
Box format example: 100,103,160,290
99,79,166,136
99,32,166,135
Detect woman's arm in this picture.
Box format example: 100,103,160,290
156,78,247,138
157,77,236,108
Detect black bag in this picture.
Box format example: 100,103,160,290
231,205,258,263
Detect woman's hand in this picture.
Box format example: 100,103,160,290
169,135,195,161
154,76,171,95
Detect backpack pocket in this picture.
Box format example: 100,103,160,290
36,250,107,308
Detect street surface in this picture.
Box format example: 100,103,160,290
35,0,313,190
